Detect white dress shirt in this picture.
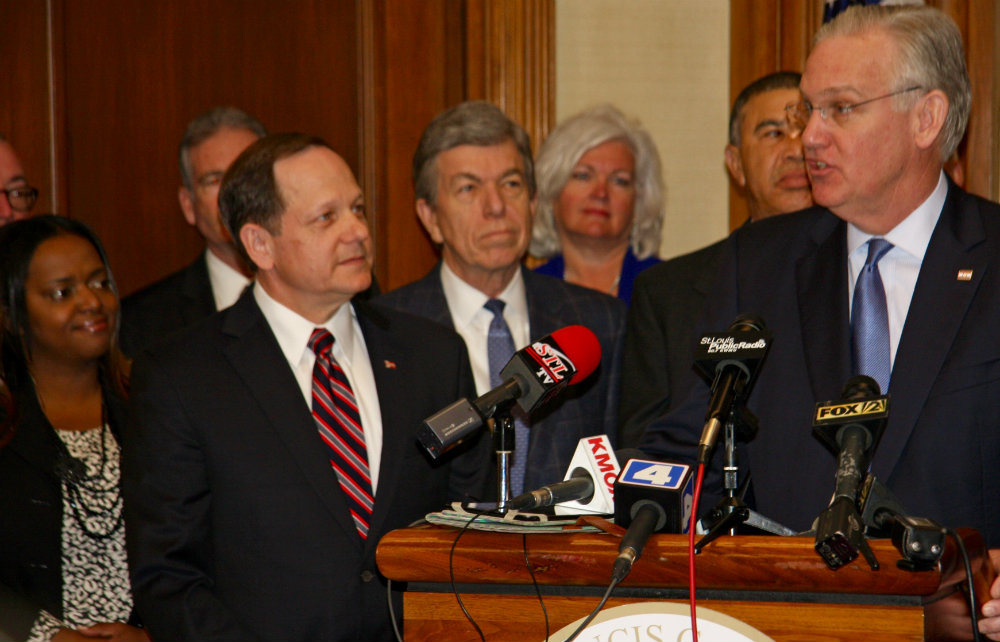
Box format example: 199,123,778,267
439,262,530,396
253,284,384,491
205,249,251,311
846,171,948,370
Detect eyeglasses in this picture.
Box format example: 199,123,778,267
1,186,39,212
785,86,923,134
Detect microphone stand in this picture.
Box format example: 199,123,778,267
492,409,516,514
696,406,794,553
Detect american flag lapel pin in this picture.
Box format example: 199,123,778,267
957,269,973,281
384,359,397,369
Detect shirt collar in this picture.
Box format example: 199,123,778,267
253,283,357,367
439,260,527,328
204,248,251,311
847,171,948,261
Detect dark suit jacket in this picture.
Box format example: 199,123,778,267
122,289,477,642
119,254,216,358
0,391,136,639
618,239,726,447
641,183,1000,546
377,264,625,491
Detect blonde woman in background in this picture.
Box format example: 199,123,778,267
530,105,665,304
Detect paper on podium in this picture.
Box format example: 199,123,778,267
425,502,605,534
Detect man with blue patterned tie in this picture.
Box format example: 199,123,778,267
379,101,626,497
637,6,1000,639
122,133,478,642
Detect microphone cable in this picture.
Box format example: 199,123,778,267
688,462,706,642
448,511,487,642
522,532,551,641
558,575,621,642
945,528,983,642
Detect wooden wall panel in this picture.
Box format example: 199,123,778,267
55,0,359,296
42,0,358,293
465,0,555,161
5,0,552,296
361,0,461,291
0,1,56,213
936,0,999,199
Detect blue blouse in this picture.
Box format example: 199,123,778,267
534,248,661,304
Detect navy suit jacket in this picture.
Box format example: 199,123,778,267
641,182,1000,546
618,239,726,447
119,255,216,358
123,289,477,642
377,264,625,492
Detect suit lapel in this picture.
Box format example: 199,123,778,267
221,291,362,547
874,186,989,478
409,265,455,328
795,214,852,403
8,395,63,485
180,256,217,324
352,302,413,547
523,269,561,341
522,269,568,456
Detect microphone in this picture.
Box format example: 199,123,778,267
857,476,945,570
693,314,770,465
812,375,889,569
612,458,694,580
505,436,643,513
506,475,595,512
418,325,602,458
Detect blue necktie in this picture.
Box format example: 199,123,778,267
851,239,894,394
484,299,529,495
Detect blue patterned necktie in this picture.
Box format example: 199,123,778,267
308,328,374,539
484,299,529,496
851,239,894,394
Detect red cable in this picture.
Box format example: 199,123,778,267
688,463,706,642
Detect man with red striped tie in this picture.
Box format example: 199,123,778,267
123,133,481,642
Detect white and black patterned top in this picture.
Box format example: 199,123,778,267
28,424,133,641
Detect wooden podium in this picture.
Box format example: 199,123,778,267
376,522,993,641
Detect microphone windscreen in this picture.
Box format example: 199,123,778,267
548,325,601,384
729,313,766,333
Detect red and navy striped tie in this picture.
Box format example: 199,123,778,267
308,328,374,539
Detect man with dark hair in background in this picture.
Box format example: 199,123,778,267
619,71,812,446
0,135,38,227
119,106,265,356
379,101,625,496
123,133,478,642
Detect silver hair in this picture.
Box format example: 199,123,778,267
530,104,664,260
179,107,267,192
412,101,534,206
816,5,970,161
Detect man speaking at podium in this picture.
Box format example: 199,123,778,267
123,134,478,642
638,6,1000,638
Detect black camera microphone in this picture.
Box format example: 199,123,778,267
812,375,889,569
694,314,770,465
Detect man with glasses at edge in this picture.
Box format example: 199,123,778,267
0,135,38,226
638,6,1000,639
